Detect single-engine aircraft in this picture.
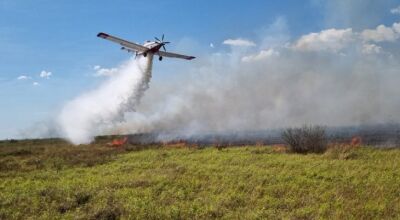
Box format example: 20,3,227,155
97,32,195,61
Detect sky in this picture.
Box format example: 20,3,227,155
1,0,400,140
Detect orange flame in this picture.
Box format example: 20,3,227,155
108,137,128,147
351,136,362,146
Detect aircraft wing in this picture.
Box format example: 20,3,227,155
158,51,196,60
97,32,148,52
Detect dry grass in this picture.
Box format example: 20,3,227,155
325,143,360,160
0,138,143,175
1,138,400,219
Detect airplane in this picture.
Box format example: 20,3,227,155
97,32,195,61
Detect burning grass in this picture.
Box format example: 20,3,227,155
0,138,400,219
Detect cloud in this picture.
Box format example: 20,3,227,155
223,38,256,47
292,28,354,52
93,65,119,77
17,75,30,80
361,24,399,42
39,70,52,79
393,22,400,33
361,43,382,54
292,22,400,53
33,82,39,86
391,5,400,14
210,43,214,48
241,49,279,62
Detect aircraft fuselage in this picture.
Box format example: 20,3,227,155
141,41,165,54
122,41,164,56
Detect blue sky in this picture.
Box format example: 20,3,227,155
1,0,400,139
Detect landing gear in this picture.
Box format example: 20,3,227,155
143,53,147,57
159,56,163,61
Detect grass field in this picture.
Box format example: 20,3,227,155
1,139,400,219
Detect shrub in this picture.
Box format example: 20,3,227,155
325,144,358,160
282,125,327,154
75,191,91,206
215,143,228,151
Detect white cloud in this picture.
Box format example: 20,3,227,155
223,38,256,47
33,82,39,86
39,70,52,79
391,6,400,14
361,24,399,42
93,65,119,77
293,28,354,52
362,43,382,54
241,49,279,62
393,22,400,33
17,75,30,80
210,43,214,48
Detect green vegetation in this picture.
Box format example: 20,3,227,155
1,139,400,219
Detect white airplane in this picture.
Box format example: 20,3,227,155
97,32,195,61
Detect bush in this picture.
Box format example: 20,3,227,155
282,125,327,154
325,144,358,160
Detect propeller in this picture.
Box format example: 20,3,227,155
154,34,170,51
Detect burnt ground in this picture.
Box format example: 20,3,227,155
124,123,400,147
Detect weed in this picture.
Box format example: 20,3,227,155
75,191,91,206
124,144,158,152
216,144,228,151
91,197,122,220
325,144,359,160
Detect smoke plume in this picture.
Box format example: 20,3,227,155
58,55,153,144
56,18,400,144
111,21,400,141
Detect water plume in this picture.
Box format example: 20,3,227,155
58,55,153,144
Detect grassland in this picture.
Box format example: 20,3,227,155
0,138,400,219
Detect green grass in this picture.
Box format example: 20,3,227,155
1,139,400,219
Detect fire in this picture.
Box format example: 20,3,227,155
108,137,128,147
351,136,362,146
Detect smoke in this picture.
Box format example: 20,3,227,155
55,16,400,144
311,0,397,30
58,55,153,144
110,20,400,140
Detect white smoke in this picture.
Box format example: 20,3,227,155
110,21,400,140
58,55,153,144
54,18,400,143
